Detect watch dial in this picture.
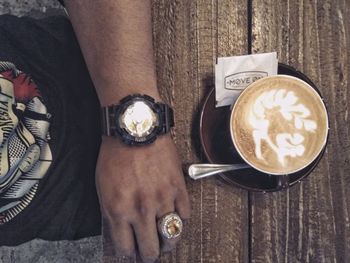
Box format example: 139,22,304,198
120,101,158,138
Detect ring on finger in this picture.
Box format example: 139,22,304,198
157,212,183,239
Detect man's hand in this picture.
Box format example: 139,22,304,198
63,1,189,261
96,135,191,262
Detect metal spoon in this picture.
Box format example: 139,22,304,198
188,163,251,180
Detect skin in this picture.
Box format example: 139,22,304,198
64,0,191,262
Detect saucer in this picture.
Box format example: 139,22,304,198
199,63,326,192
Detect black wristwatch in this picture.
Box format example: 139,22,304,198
101,94,174,145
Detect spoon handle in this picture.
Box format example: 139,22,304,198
188,163,250,180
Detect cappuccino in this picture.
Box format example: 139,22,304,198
230,75,328,175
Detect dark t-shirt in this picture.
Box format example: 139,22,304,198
0,15,101,245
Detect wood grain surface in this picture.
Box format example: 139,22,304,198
103,0,350,263
250,0,350,262
3,0,349,262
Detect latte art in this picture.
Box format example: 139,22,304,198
230,75,328,175
250,89,317,165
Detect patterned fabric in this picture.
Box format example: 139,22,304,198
0,62,52,224
0,15,101,246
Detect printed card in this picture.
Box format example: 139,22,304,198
215,52,278,107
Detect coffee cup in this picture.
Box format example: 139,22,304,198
229,75,329,186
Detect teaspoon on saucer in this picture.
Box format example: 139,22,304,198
188,163,251,180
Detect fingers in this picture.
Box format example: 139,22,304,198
175,186,191,220
109,219,135,258
132,215,160,263
156,197,177,252
155,180,190,253
159,227,180,253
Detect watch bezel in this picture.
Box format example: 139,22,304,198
114,95,164,145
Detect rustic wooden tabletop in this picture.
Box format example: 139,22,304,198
0,0,347,262
103,0,350,262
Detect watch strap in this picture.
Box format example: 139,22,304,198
158,103,174,134
101,105,118,136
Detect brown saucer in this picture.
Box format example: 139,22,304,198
199,63,326,192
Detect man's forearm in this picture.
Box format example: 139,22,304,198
64,2,191,261
65,0,160,106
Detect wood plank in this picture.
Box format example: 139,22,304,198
250,0,350,262
103,0,249,262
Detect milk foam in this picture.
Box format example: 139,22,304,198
230,75,329,175
249,89,317,166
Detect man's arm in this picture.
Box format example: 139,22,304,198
65,0,160,104
64,0,191,262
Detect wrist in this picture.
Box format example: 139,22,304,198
98,88,161,107
94,66,161,106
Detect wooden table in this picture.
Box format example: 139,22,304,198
104,0,350,262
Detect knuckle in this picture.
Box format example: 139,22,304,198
155,188,169,201
102,192,131,218
169,177,180,188
136,192,154,216
108,202,128,219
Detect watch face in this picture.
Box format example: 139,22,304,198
119,100,159,139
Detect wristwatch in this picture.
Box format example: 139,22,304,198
101,94,174,145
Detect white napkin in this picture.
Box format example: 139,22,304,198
215,52,278,107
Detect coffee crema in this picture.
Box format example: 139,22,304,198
230,75,328,175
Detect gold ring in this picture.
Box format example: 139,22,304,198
157,212,183,239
